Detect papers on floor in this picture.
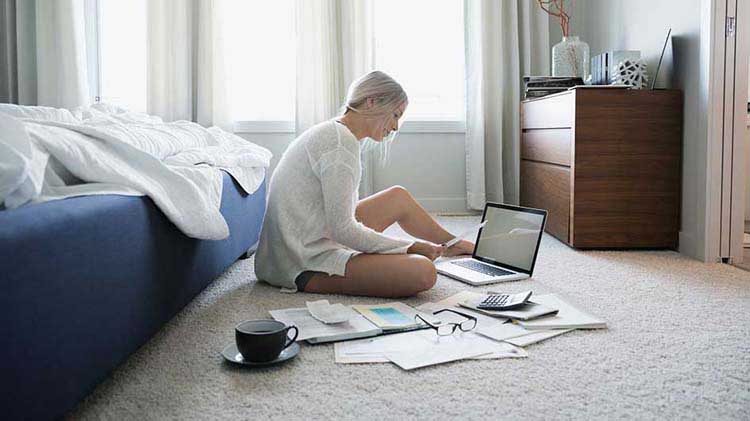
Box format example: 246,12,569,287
426,290,605,346
334,329,527,369
269,307,381,344
270,289,606,370
306,300,358,324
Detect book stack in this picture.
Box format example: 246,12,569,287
523,76,583,99
591,50,641,84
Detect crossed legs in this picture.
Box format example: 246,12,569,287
303,186,462,297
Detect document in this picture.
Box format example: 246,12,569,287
516,294,607,330
383,330,526,370
269,307,381,343
474,322,531,342
334,329,527,367
306,300,358,324
334,348,390,364
504,328,574,347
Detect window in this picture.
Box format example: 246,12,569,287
97,0,147,113
222,0,296,123
95,0,295,123
93,0,463,130
373,0,465,123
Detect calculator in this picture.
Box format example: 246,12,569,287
477,291,533,311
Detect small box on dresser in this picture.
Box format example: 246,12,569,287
519,88,683,249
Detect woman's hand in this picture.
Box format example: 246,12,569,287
407,241,446,261
442,239,475,257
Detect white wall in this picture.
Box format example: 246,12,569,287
553,0,706,259
238,131,470,213
746,56,750,221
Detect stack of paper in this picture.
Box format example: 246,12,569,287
459,297,559,321
427,291,594,346
517,294,607,330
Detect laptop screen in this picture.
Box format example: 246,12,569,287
473,205,546,273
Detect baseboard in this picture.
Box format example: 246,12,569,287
415,197,469,214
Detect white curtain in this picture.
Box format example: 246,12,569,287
464,0,549,209
147,0,229,128
295,0,375,197
195,0,229,129
0,0,17,104
0,0,91,108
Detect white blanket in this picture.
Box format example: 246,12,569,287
0,105,271,240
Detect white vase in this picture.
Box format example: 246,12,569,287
552,36,590,79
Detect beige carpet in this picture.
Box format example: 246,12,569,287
70,217,750,420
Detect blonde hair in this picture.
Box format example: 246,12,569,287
341,71,407,117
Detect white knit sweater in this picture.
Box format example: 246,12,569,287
255,119,414,291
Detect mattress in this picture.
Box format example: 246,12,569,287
0,172,266,420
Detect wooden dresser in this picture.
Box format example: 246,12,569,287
519,88,683,249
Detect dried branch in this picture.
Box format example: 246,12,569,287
537,0,571,37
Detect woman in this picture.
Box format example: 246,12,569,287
255,71,473,297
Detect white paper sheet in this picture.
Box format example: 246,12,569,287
475,322,531,342
383,330,526,370
334,329,527,367
504,328,574,347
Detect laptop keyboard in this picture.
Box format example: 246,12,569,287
451,260,514,277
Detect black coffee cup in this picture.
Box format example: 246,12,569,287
235,319,299,363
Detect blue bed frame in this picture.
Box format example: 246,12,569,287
0,173,266,420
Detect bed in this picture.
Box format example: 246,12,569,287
0,172,266,420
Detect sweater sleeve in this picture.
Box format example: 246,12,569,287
318,156,413,254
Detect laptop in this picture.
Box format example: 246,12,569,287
436,203,547,286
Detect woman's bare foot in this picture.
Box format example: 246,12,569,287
442,239,475,257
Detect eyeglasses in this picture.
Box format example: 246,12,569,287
415,309,477,336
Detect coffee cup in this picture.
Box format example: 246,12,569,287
235,319,299,363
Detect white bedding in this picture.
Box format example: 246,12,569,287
0,104,271,240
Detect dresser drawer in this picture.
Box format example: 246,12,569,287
521,92,574,129
520,160,571,243
521,129,572,166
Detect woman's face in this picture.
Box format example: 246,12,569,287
371,100,407,142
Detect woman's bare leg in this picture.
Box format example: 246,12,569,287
355,185,474,255
302,254,436,297
356,185,453,242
